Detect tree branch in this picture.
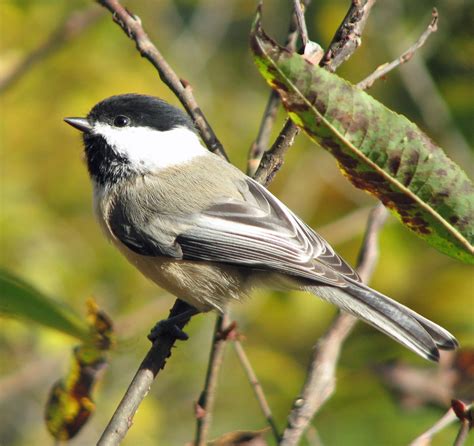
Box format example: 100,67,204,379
253,119,300,186
97,300,196,446
194,312,231,446
247,0,310,177
233,339,281,443
254,0,376,186
452,400,473,446
96,0,227,159
410,402,473,446
357,8,438,90
410,408,457,446
0,6,102,94
292,0,309,48
320,0,377,71
279,204,388,446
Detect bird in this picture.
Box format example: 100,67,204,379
64,93,458,362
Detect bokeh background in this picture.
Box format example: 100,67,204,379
1,0,473,445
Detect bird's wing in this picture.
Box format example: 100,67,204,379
176,178,361,286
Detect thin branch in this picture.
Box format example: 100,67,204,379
233,339,281,443
0,6,102,94
253,119,300,186
292,0,309,47
410,403,473,446
96,0,227,159
454,421,471,446
357,8,438,90
383,8,473,168
97,300,196,446
247,92,281,177
194,311,231,446
410,408,457,446
320,0,378,71
247,0,310,176
452,400,473,446
254,0,376,186
279,204,388,446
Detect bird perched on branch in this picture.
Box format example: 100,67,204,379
65,94,458,362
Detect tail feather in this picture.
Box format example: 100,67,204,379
403,310,459,351
310,283,458,362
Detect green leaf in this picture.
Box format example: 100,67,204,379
250,7,474,264
0,269,90,341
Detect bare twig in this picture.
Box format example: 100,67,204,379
454,421,471,446
452,400,473,446
410,408,458,446
410,403,473,446
97,300,196,446
96,0,227,159
254,0,376,186
194,311,231,446
382,7,473,169
292,0,309,47
357,8,438,90
0,6,102,93
247,0,310,176
280,204,388,446
233,339,280,443
321,0,378,71
253,119,300,186
247,92,281,177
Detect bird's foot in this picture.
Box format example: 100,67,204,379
148,307,199,342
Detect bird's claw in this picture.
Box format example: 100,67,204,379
148,319,189,342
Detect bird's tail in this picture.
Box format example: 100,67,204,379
309,283,458,361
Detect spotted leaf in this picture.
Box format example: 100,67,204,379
250,7,474,264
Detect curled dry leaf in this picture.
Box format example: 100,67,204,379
44,299,114,440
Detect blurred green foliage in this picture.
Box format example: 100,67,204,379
0,1,472,445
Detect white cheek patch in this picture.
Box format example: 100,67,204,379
93,123,208,169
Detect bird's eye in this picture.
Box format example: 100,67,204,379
114,115,130,127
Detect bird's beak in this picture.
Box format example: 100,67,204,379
64,117,92,133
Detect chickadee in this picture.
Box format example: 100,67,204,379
65,94,458,361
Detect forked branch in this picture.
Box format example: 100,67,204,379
97,0,227,159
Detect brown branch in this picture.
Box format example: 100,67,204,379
254,0,376,186
452,400,473,446
454,420,471,446
233,339,281,443
247,92,281,177
247,1,310,177
96,0,227,159
410,408,457,446
279,204,388,446
292,0,309,48
0,6,102,94
253,119,300,186
410,403,473,446
194,311,231,446
320,0,378,71
357,8,438,90
97,300,196,446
